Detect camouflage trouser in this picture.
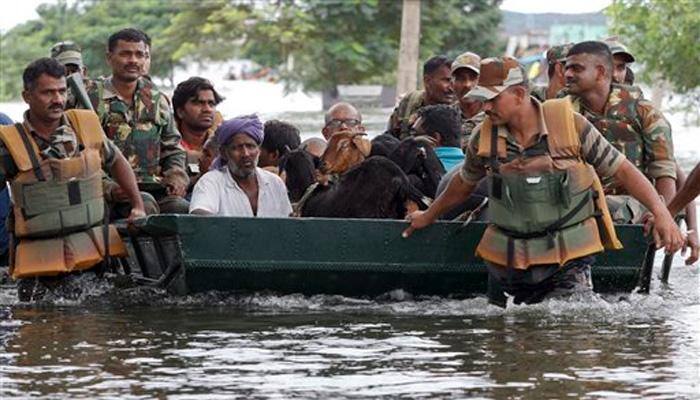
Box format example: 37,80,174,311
486,256,595,307
606,195,647,224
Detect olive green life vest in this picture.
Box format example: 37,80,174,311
475,98,622,269
0,110,126,279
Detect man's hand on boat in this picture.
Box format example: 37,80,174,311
403,210,436,238
128,205,147,223
403,173,476,238
643,212,697,264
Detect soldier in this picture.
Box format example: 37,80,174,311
50,41,88,78
387,55,454,139
85,28,188,214
50,41,98,111
450,51,484,149
604,37,635,86
172,77,224,177
403,57,683,307
0,58,145,299
530,43,573,102
598,39,697,262
563,41,676,223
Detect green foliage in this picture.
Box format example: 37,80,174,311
0,0,184,100
607,0,700,93
0,0,503,100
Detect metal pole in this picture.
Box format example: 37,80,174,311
396,0,421,99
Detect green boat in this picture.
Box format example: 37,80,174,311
120,215,655,297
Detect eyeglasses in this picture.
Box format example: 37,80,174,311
325,118,361,129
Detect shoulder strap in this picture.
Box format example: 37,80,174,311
476,117,506,159
64,109,105,150
541,98,580,159
0,123,43,176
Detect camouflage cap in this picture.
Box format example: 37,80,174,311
545,43,574,64
451,51,481,74
465,57,527,101
604,37,635,63
50,41,83,68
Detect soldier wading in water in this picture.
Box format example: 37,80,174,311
403,57,684,307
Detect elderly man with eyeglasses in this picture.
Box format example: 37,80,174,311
321,102,365,141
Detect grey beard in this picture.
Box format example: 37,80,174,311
228,160,256,179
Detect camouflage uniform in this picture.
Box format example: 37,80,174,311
450,103,485,152
386,90,427,139
566,83,676,223
566,83,676,192
86,76,188,214
530,43,573,103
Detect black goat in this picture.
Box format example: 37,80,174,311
301,156,426,219
388,137,445,199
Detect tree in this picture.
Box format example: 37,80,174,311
607,0,700,94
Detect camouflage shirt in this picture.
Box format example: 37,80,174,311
387,90,427,139
86,76,186,182
450,103,485,152
566,83,675,191
0,111,119,183
460,98,625,185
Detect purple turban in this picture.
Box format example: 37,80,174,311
211,114,264,170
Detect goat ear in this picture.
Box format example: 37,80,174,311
353,136,372,157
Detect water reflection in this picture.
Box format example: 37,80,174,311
1,286,698,399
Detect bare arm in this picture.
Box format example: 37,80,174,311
675,164,698,264
615,160,683,252
109,152,145,220
669,162,700,216
403,172,476,237
655,176,676,205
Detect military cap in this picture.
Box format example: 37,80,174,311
465,57,527,101
604,37,635,63
545,43,574,64
451,51,481,74
50,41,83,68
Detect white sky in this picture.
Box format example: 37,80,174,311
0,0,613,33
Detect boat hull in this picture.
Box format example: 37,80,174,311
123,215,650,297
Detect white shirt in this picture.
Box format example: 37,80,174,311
189,167,293,218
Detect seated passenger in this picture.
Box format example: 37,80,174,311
300,137,327,159
189,115,292,217
412,104,464,172
172,77,224,177
258,119,301,175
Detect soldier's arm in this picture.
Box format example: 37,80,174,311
403,132,483,237
158,98,187,175
109,151,146,219
637,100,677,196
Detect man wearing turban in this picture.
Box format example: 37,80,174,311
189,115,293,217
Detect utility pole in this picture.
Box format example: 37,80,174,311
396,0,421,99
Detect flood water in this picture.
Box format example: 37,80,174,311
1,82,699,399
